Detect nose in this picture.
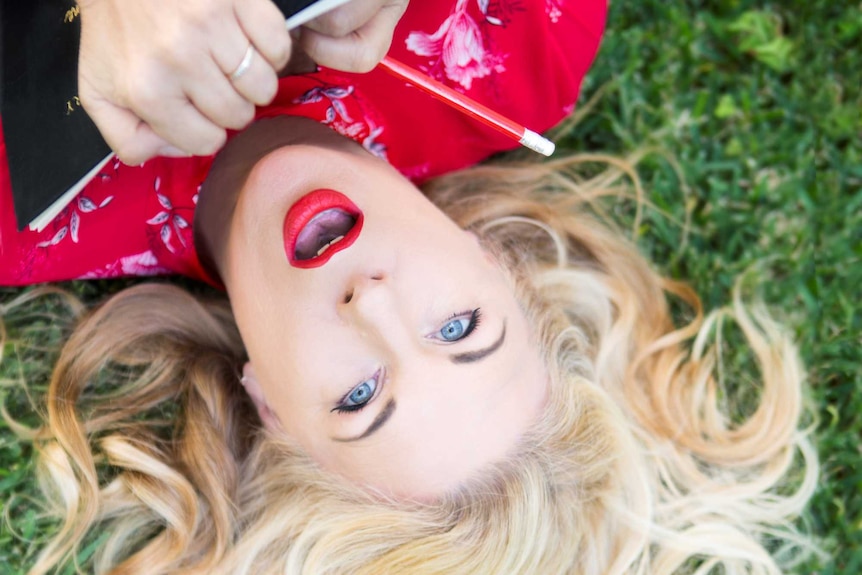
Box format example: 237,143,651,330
339,270,414,348
342,271,385,305
339,271,390,323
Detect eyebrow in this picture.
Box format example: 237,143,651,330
332,322,507,444
450,321,507,364
333,398,397,443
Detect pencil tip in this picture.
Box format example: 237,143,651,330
520,129,555,156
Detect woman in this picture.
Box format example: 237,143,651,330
3,1,815,573
195,116,550,498
17,120,817,573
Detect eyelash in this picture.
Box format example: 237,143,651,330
333,401,370,415
331,309,482,415
438,308,482,341
332,370,382,415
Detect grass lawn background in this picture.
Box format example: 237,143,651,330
1,0,860,572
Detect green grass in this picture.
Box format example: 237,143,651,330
563,0,860,571
2,0,860,572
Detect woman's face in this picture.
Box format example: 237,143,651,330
213,120,548,499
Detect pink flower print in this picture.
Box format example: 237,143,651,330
406,0,505,90
545,0,563,23
79,250,171,279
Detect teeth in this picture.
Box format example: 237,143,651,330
316,235,345,257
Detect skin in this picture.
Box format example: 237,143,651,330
78,0,408,164
196,117,548,499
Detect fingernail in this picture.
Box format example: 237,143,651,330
158,146,192,158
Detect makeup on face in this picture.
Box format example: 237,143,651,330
219,135,549,497
283,189,364,268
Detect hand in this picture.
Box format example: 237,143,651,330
78,0,292,164
298,0,409,73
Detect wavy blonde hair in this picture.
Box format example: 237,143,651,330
10,151,817,575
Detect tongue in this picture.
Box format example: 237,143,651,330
295,209,356,260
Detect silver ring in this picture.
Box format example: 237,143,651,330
229,45,255,82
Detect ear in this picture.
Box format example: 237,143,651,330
240,362,282,431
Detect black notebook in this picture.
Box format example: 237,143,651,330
0,0,350,232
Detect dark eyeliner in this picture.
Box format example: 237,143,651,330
332,402,368,414
434,308,482,343
460,308,482,340
331,369,382,414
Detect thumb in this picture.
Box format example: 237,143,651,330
298,4,405,72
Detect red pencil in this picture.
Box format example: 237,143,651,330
378,56,555,157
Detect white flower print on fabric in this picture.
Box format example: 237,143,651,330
35,157,123,249
295,85,355,124
362,125,388,160
36,194,114,248
294,82,389,160
146,176,191,254
475,0,503,25
405,0,506,90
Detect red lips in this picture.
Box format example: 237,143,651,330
283,189,364,268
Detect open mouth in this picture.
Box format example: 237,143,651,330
283,189,363,268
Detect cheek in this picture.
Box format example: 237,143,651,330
509,317,550,412
250,325,374,413
269,393,310,438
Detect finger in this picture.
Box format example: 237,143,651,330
83,98,179,165
228,46,281,106
235,0,293,70
208,18,278,106
117,55,234,156
184,58,259,130
299,3,406,72
302,0,388,38
129,89,228,157
80,52,226,160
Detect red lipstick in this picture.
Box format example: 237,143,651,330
283,189,363,268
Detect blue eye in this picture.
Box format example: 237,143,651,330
346,379,375,405
436,309,481,342
333,372,380,413
440,318,468,340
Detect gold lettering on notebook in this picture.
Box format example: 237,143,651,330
65,96,82,116
63,4,83,115
64,5,81,23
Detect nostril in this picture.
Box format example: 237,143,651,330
343,290,354,304
371,273,384,281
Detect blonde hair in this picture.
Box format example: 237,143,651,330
8,152,816,574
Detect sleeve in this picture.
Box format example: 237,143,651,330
349,0,607,181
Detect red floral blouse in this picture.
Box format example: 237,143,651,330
0,0,605,286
